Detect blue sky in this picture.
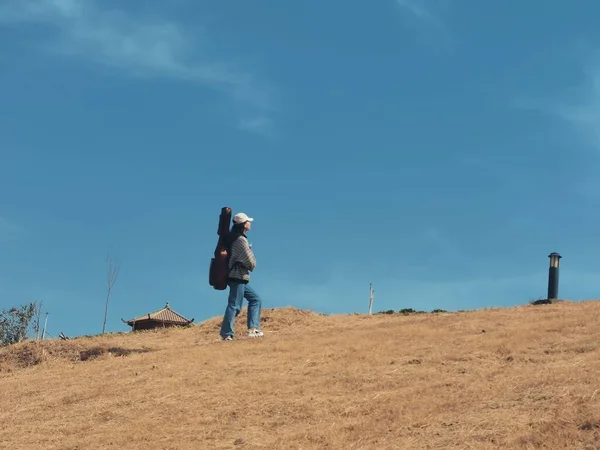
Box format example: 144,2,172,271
2,0,600,338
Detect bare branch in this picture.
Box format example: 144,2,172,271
102,251,121,334
106,254,120,289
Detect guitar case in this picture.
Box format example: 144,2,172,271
209,206,232,290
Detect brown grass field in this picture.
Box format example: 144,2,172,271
1,300,600,449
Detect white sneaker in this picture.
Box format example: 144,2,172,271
247,329,264,338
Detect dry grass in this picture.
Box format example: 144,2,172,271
2,302,600,449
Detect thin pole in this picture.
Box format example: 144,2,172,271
35,301,43,340
368,283,374,315
41,313,49,340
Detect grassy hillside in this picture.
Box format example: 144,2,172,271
2,301,600,449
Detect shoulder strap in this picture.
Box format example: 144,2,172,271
226,233,247,270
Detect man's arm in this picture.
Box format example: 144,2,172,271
232,237,256,271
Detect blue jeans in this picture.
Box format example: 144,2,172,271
220,280,262,338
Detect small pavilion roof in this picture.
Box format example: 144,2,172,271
122,302,194,326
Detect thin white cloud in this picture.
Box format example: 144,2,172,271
512,48,600,149
395,0,432,21
0,0,278,134
554,71,600,149
237,116,277,139
511,50,600,195
393,0,453,51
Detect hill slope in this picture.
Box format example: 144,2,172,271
2,302,600,449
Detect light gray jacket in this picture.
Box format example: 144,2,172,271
228,234,256,282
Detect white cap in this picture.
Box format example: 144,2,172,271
233,212,254,224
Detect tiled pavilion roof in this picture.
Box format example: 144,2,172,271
123,302,194,327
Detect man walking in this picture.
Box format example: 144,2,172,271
219,212,264,341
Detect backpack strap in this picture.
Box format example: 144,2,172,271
227,234,244,270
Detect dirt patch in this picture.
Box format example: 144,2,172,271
0,340,152,373
0,341,46,372
79,346,150,361
579,420,600,431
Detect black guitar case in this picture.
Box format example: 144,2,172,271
208,206,232,290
